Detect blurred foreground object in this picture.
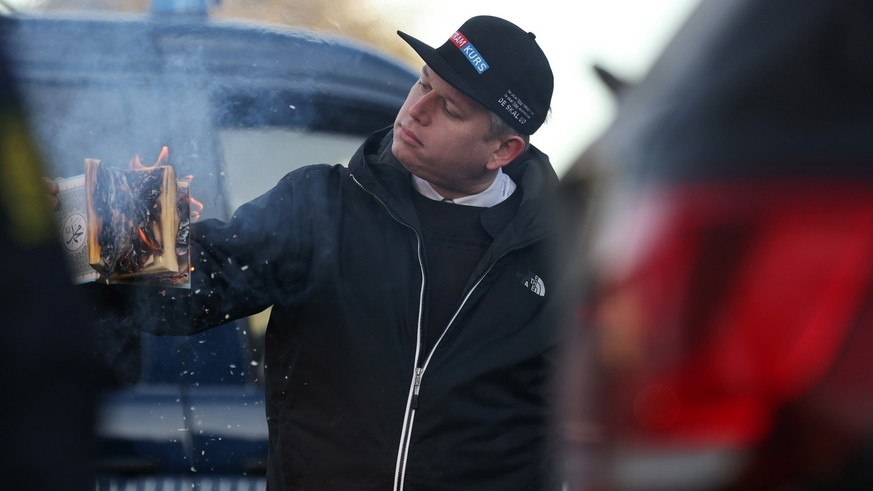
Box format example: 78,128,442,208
0,41,100,490
558,0,873,489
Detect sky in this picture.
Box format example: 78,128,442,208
371,0,702,176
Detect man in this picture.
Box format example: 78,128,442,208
92,15,559,490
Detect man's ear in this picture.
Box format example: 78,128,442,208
486,135,526,171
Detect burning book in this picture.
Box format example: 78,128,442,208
57,148,193,288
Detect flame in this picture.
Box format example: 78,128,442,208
129,154,144,170
182,173,204,222
128,147,204,222
155,146,169,167
189,196,204,221
137,227,159,251
129,145,169,171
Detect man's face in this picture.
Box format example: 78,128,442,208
392,66,503,198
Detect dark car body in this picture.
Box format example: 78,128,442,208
0,9,416,489
557,0,873,489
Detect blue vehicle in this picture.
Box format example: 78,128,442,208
0,6,416,489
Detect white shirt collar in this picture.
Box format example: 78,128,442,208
411,169,517,207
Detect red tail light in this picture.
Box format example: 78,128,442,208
561,179,873,488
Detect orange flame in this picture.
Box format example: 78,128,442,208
128,147,204,222
182,173,204,222
189,196,204,222
154,146,169,167
137,227,159,251
129,145,169,171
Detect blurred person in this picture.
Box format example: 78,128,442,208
57,15,563,491
556,0,873,489
0,41,101,490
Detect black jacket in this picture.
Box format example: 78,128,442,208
153,127,562,490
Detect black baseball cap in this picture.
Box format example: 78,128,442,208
397,15,554,135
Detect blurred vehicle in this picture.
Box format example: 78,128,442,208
557,0,873,489
0,4,416,490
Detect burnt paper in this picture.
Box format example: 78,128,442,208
56,160,191,288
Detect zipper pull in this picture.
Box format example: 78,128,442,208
411,367,423,410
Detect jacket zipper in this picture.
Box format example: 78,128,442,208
349,175,426,491
351,174,509,490
393,256,506,490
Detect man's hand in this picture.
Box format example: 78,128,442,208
42,176,60,211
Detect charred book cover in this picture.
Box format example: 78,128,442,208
57,159,191,288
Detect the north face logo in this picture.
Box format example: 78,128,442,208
518,272,545,297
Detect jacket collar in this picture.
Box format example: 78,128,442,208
349,126,558,243
411,170,516,207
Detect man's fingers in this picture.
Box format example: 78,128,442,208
42,176,60,210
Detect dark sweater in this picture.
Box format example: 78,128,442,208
412,189,522,352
